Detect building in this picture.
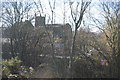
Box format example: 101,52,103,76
35,14,45,27
2,14,72,57
35,15,72,56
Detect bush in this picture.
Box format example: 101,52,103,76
73,58,94,78
2,57,22,77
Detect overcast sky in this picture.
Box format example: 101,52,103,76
31,0,102,32
0,0,118,32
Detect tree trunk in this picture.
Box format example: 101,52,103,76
69,26,77,78
10,38,15,58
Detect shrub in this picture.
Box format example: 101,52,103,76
2,57,22,77
73,58,94,78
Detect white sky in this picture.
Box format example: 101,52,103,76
31,0,102,32
0,0,116,32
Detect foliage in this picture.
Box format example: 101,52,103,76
2,57,22,77
2,57,34,78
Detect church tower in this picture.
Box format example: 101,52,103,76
35,13,45,27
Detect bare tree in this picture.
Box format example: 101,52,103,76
33,0,61,77
90,0,120,77
2,2,31,57
68,0,91,78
